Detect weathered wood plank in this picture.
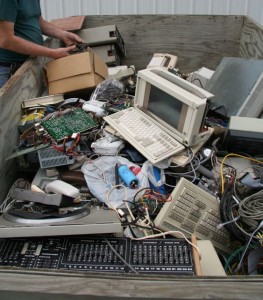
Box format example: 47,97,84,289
239,16,263,59
0,270,262,299
0,37,59,202
0,57,46,202
82,15,243,73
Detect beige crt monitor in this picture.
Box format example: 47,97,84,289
135,67,214,146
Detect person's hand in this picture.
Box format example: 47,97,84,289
61,31,84,46
50,45,76,59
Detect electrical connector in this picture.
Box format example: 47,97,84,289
117,208,126,217
71,132,79,139
135,217,154,237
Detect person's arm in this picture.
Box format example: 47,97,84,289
0,20,75,59
39,16,84,46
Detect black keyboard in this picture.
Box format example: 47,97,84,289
0,236,196,275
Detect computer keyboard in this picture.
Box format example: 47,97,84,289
104,107,184,164
0,236,198,275
154,177,231,253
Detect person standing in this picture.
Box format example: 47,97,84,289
0,0,83,88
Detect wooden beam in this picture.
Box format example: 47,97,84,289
239,16,263,59
0,270,262,299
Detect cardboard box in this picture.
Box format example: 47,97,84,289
45,51,108,94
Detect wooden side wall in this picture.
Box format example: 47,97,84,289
239,16,263,59
82,15,243,73
0,270,262,299
0,57,46,202
0,36,60,203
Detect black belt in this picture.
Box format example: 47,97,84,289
0,61,24,75
0,61,23,67
0,61,13,67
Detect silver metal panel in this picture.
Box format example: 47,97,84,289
0,208,122,238
206,57,263,117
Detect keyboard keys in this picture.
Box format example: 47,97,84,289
104,107,184,164
155,177,231,253
0,237,196,275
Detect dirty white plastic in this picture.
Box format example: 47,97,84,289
45,180,80,198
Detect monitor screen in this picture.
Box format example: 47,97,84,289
148,85,184,132
135,67,214,146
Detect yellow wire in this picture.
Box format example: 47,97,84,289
256,233,263,246
220,153,263,194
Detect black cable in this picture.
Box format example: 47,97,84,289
103,238,139,274
191,78,204,88
234,220,263,274
128,65,136,75
127,224,138,238
211,105,228,117
219,179,247,242
120,214,138,238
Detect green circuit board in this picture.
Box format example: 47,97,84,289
42,108,98,141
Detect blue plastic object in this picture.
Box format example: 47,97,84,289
149,166,166,195
117,164,139,188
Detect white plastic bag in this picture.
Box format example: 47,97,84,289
145,161,166,188
81,156,149,208
143,161,167,195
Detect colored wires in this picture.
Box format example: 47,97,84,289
0,179,30,213
220,153,263,194
132,188,171,216
50,133,81,157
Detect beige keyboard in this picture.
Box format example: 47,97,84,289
104,107,184,164
154,177,231,253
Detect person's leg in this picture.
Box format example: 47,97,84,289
0,65,11,88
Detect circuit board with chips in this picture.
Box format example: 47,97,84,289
41,108,98,141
